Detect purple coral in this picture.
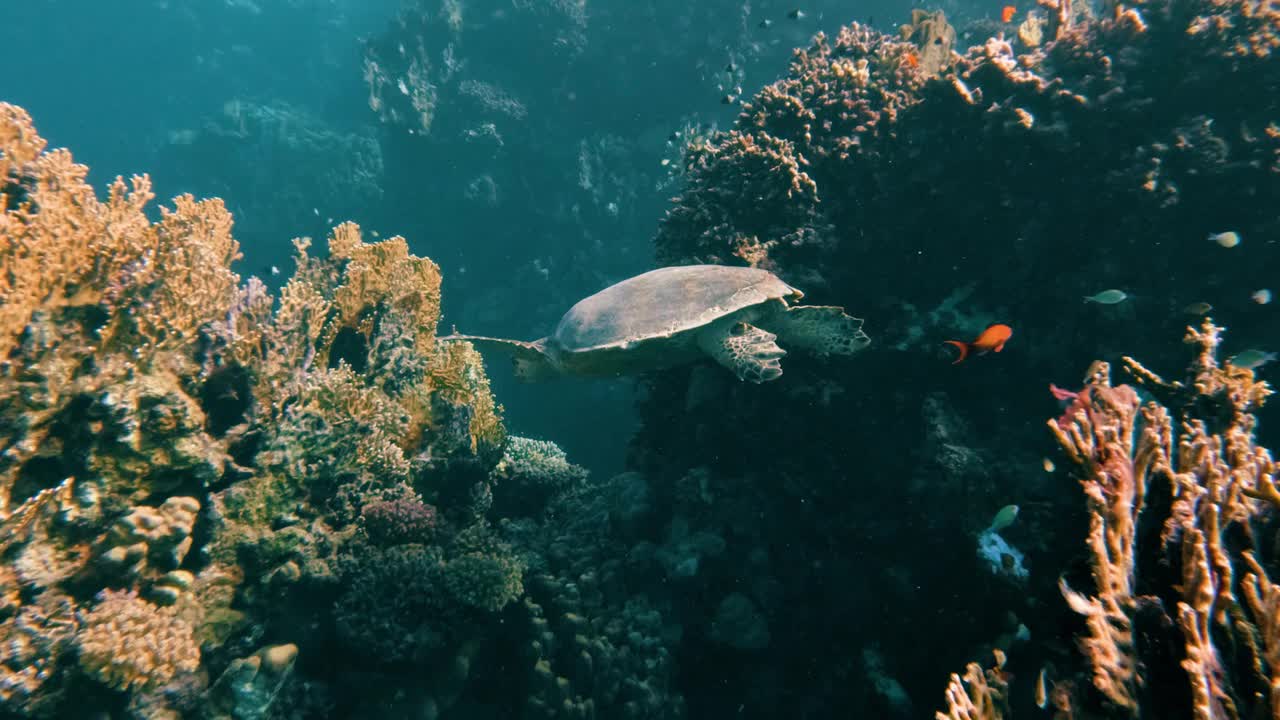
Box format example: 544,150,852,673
360,496,439,546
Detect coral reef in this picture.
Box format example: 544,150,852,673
634,0,1280,714
1,101,687,718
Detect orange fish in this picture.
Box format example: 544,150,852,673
903,52,920,68
1001,5,1017,22
944,323,1013,364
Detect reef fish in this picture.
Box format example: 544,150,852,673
1001,5,1017,22
989,504,1019,531
944,323,1012,364
1252,289,1272,305
1209,231,1241,248
1084,289,1128,304
1229,349,1277,370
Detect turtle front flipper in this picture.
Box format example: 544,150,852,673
438,334,559,382
761,305,870,357
697,321,786,383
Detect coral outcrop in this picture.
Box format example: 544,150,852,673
635,0,1280,714
1,100,685,718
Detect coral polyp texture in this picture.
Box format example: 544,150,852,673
76,589,201,692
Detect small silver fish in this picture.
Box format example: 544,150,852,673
1228,349,1277,370
1184,301,1213,315
1252,289,1272,305
1084,289,1128,304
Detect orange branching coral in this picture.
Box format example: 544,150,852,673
226,224,443,420
324,221,442,361
0,103,240,358
1241,551,1280,719
1121,320,1273,427
1050,320,1279,718
1,103,239,524
935,650,1010,720
76,589,200,691
1049,363,1149,712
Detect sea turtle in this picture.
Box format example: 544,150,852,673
441,264,870,383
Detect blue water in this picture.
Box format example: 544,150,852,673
3,0,1278,717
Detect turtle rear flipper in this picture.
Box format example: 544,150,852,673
438,334,559,381
763,305,870,357
697,321,786,383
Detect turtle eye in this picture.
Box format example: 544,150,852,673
730,322,748,336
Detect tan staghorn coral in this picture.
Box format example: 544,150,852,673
935,650,1009,720
76,589,200,691
1048,366,1147,711
1048,320,1280,718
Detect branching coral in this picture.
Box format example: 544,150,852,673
441,551,525,612
935,651,1010,720
361,495,439,546
0,104,239,358
1048,320,1279,717
0,102,237,524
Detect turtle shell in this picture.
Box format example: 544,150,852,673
550,265,801,354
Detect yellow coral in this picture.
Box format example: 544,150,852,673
76,589,200,691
